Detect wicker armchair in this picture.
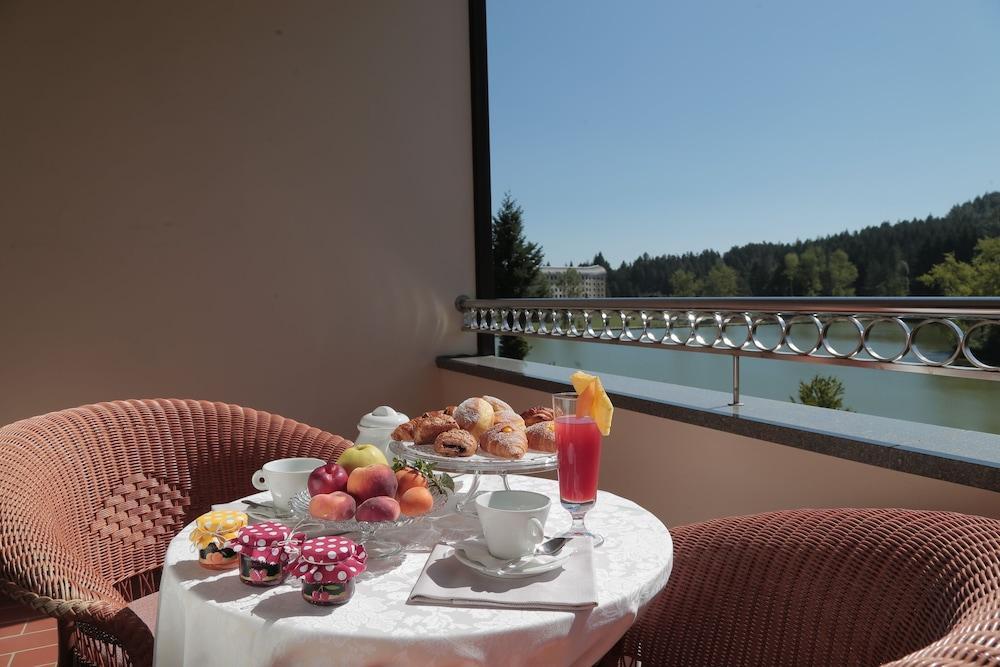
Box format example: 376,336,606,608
600,508,1000,667
0,399,352,667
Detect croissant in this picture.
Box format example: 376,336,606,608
391,420,416,442
480,423,528,459
526,420,556,452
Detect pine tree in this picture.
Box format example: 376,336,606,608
591,252,611,270
790,375,851,410
491,193,547,359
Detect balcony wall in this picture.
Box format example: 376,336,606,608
0,1,475,432
439,368,1000,525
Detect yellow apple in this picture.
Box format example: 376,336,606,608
335,443,388,474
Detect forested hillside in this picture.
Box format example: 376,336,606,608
591,192,1000,297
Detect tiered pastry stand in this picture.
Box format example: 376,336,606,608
389,440,558,515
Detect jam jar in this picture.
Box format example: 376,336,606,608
231,521,301,586
289,535,367,605
190,510,248,570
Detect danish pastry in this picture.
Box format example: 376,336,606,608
480,423,528,459
411,414,459,445
433,429,478,457
453,397,495,439
482,395,514,414
520,406,554,427
526,420,556,452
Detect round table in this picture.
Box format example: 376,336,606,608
154,475,673,667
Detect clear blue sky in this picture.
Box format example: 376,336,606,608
487,0,1000,267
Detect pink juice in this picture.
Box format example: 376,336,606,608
555,415,602,504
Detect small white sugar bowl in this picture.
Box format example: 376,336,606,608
356,406,409,458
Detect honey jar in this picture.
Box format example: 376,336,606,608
189,510,248,570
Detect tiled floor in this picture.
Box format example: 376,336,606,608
0,596,57,667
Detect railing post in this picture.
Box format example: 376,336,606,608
729,355,742,407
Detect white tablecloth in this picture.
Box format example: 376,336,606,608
154,475,673,667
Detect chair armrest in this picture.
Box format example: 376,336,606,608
1,581,153,667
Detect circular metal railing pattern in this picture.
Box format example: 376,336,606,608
459,297,1000,378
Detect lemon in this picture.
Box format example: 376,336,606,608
570,370,614,436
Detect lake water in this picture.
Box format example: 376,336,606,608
524,333,1000,435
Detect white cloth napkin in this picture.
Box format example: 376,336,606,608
408,539,597,611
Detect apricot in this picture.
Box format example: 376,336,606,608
347,464,397,503
395,468,428,498
310,491,356,521
398,487,434,517
355,496,401,522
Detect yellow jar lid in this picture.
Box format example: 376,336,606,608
190,510,248,550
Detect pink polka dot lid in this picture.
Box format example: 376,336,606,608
230,521,303,563
287,535,367,585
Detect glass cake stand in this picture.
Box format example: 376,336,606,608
389,440,558,515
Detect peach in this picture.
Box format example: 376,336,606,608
347,464,398,503
395,467,428,498
309,491,356,521
355,496,401,522
398,486,434,517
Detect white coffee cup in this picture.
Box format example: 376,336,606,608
251,457,325,511
475,490,551,559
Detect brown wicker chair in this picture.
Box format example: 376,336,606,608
0,399,352,667
600,508,1000,667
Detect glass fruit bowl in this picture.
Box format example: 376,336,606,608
288,486,453,558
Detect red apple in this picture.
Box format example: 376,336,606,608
308,462,349,496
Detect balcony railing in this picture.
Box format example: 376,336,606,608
456,296,1000,405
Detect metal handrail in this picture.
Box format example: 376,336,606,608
455,296,1000,402
458,296,1000,316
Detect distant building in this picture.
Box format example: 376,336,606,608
539,264,607,298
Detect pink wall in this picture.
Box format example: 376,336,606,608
0,1,475,435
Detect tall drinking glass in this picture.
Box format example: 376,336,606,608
552,392,604,547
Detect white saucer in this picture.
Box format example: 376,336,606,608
452,539,571,579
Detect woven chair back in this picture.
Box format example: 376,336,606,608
0,399,350,601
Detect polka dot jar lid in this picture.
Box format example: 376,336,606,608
189,510,248,550
288,536,367,585
231,521,302,563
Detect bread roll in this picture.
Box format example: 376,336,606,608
492,410,525,430
453,397,494,439
482,395,514,414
